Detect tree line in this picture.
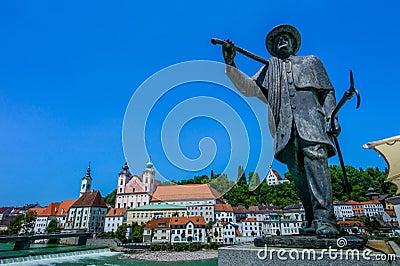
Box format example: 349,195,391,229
103,165,397,209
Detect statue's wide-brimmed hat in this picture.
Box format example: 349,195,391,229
266,24,301,57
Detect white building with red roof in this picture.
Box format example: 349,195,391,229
143,217,171,243
266,167,289,185
214,204,235,223
31,200,76,234
65,190,108,233
151,184,224,224
170,216,206,244
237,217,262,243
104,208,127,233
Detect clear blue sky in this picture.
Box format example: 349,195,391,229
1,1,399,206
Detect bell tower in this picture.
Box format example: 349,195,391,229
143,158,156,194
117,162,131,194
80,162,92,197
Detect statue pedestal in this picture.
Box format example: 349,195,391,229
254,235,366,250
218,242,400,266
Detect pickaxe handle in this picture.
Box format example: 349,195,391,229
211,38,269,65
330,70,361,200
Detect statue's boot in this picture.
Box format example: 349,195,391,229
314,220,340,237
299,224,316,235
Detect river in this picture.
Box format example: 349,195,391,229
0,243,218,265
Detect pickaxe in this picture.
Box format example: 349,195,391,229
211,38,269,65
330,70,361,200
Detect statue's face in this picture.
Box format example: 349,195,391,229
274,34,293,57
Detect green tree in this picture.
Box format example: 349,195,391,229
131,222,144,243
115,224,127,242
45,219,61,233
22,210,37,234
8,214,24,235
104,189,117,207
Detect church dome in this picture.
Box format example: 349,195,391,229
146,158,153,169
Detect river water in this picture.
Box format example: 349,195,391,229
0,243,218,265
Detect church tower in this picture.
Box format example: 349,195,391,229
142,158,156,195
117,162,131,194
80,163,92,197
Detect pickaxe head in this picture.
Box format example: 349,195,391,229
349,70,361,109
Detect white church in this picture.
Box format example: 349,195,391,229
115,160,157,209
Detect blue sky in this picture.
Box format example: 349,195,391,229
1,1,400,206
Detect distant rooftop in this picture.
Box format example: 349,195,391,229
128,203,187,211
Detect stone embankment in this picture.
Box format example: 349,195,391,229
121,250,218,262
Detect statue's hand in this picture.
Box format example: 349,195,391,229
223,40,236,66
326,117,341,137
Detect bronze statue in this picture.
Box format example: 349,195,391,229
219,24,341,236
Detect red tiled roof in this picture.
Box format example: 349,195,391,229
72,190,107,208
248,206,259,212
243,218,257,222
346,200,363,205
232,206,248,214
143,217,171,229
235,229,242,236
170,216,206,226
29,207,46,216
385,210,396,217
58,200,76,215
151,184,220,202
214,204,233,212
32,199,76,217
272,170,282,179
106,208,127,217
360,200,382,205
0,207,12,214
337,220,365,227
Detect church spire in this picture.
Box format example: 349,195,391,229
80,162,92,197
82,161,92,181
146,156,153,170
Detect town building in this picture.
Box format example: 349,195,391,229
362,200,385,217
115,160,157,209
170,216,206,244
333,201,354,219
214,204,235,223
211,221,224,243
143,217,171,243
365,187,379,200
237,217,262,243
347,200,364,217
104,208,127,233
65,190,108,233
126,203,187,225
31,200,76,234
386,197,400,226
232,205,248,222
265,167,289,185
151,184,224,223
337,220,367,234
383,210,398,228
221,221,240,244
0,207,13,221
